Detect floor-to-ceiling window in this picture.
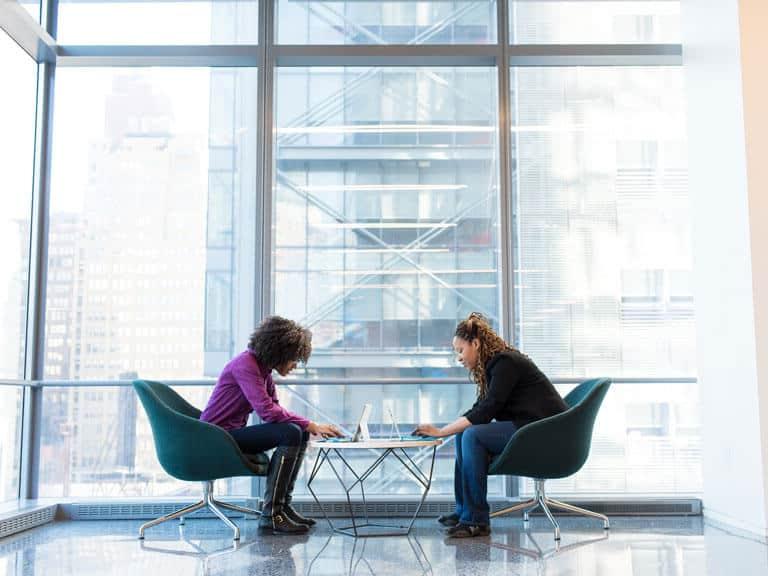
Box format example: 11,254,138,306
512,66,697,495
5,0,697,502
0,29,37,502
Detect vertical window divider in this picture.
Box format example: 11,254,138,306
251,0,276,503
496,0,518,500
256,0,275,323
20,0,58,501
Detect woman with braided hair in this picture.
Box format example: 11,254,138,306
414,312,567,538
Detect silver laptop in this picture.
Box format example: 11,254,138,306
324,403,372,442
325,403,434,442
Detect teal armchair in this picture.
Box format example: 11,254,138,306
488,378,611,540
133,380,268,540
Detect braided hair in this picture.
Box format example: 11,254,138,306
454,312,516,399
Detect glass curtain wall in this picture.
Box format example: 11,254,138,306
42,67,258,498
0,30,38,502
512,66,697,494
273,65,502,496
27,0,697,500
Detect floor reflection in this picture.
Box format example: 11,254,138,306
138,524,314,576
137,526,258,576
305,533,432,576
487,530,609,576
0,516,766,575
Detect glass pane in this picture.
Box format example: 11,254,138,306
0,387,24,502
56,0,258,45
19,0,42,22
274,67,501,377
270,382,505,497
38,386,249,497
0,32,36,381
277,1,497,44
512,67,693,379
511,1,681,44
522,382,702,495
47,68,258,381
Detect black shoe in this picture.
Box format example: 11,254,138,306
284,503,316,527
437,513,460,527
259,511,310,534
446,523,491,538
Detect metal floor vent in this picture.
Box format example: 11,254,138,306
289,498,701,518
0,506,57,539
65,501,260,521
62,498,700,521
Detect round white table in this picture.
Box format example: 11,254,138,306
308,438,443,537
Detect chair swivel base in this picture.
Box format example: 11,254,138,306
138,481,261,541
490,479,609,541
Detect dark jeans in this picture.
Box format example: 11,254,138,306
229,422,309,454
454,421,518,526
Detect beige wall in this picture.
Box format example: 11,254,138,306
740,2,768,533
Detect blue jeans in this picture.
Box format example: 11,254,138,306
229,422,308,453
454,421,518,526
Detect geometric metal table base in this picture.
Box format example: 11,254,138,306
138,480,261,541
308,441,439,538
490,478,610,541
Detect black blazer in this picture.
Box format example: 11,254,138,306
463,350,567,428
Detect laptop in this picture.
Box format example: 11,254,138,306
324,403,372,443
382,406,436,441
324,404,436,442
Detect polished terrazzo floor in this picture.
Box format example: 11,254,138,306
0,515,766,575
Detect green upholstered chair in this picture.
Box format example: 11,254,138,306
133,379,268,540
488,378,611,540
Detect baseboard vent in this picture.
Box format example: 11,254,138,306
0,506,57,539
63,500,261,521
291,498,701,518
58,498,700,521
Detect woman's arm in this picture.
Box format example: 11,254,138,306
233,363,310,428
414,416,472,438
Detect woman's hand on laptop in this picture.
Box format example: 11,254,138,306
413,424,442,437
308,421,344,439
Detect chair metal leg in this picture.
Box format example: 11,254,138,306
139,480,250,541
490,497,537,519
204,481,241,541
523,500,540,523
545,497,610,530
214,500,262,518
138,500,205,539
207,498,241,541
538,497,561,541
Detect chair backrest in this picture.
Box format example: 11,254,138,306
563,378,604,409
133,379,252,481
139,379,202,419
488,378,611,479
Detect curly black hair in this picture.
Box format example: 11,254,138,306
454,312,516,399
247,316,312,369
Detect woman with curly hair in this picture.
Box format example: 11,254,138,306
414,312,567,538
200,316,342,534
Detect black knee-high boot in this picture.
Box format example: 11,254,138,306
259,445,309,534
282,441,316,526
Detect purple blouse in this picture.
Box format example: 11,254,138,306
200,350,310,431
